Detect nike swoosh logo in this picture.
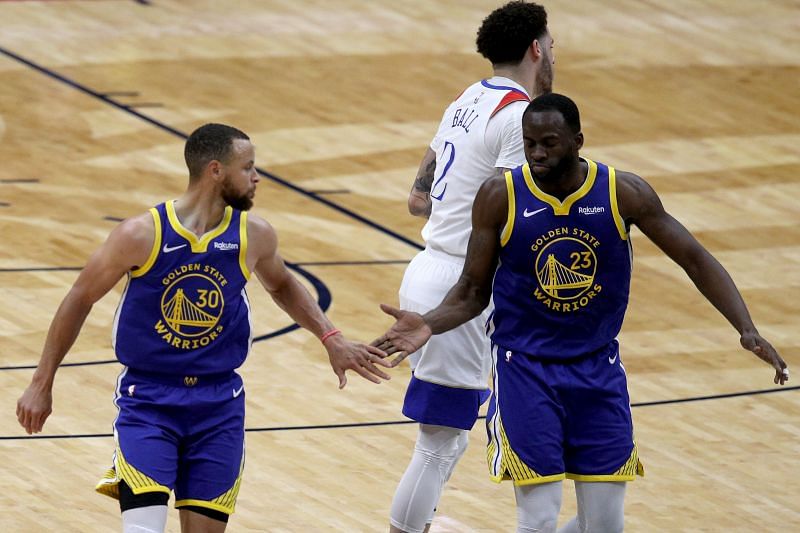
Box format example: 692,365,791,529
523,207,547,218
162,243,187,253
233,385,244,398
609,354,618,364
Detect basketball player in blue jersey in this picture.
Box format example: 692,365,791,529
375,94,789,532
16,123,391,533
390,3,553,532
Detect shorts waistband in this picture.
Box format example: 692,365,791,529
124,368,237,387
494,339,618,363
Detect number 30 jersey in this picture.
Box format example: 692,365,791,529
422,77,530,258
113,201,253,376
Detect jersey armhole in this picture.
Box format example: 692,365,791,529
239,211,251,280
131,207,161,278
500,171,516,247
608,167,628,241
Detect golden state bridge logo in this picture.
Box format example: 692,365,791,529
532,228,603,313
154,264,227,350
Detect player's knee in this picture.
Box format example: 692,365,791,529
118,481,169,512
515,483,561,533
415,426,466,480
415,425,465,458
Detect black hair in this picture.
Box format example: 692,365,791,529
524,93,581,134
184,123,250,179
476,1,548,65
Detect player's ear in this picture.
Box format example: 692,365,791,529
530,39,542,61
575,132,584,151
207,160,224,182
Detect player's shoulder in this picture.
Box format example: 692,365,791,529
480,172,510,198
112,211,156,245
245,212,279,252
613,169,653,197
245,212,274,235
611,168,661,219
245,213,281,263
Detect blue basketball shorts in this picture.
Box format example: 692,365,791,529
486,340,643,485
96,368,246,515
403,373,491,431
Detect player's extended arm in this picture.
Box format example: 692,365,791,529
16,214,154,434
617,171,788,385
376,176,508,362
248,216,390,388
408,147,436,218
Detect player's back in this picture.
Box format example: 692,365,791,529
423,77,529,258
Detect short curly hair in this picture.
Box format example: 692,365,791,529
184,123,250,179
524,93,581,134
476,1,548,66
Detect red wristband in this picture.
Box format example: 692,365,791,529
320,328,342,344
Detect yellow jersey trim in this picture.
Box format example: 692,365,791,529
175,498,234,515
522,158,598,216
238,211,250,280
174,449,243,514
512,473,567,486
567,443,644,481
500,170,516,247
165,200,233,253
608,166,628,241
131,208,161,278
566,473,637,482
488,416,565,485
95,448,171,500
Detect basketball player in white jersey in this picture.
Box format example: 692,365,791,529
388,3,555,532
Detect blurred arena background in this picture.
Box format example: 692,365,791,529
0,1,798,530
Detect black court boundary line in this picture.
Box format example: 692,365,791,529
0,46,423,252
0,262,329,370
0,259,411,272
0,266,82,272
3,386,796,440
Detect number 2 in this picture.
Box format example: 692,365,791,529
431,141,455,201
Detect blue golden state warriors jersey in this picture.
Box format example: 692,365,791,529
490,159,631,358
112,201,252,375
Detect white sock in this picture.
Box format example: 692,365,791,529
122,505,168,533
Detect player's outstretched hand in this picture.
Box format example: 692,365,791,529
324,334,391,389
741,332,789,385
371,304,433,367
17,382,53,435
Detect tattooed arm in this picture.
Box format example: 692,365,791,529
408,147,436,218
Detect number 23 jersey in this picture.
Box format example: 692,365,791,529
112,201,253,375
490,159,632,359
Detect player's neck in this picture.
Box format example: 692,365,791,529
532,158,587,201
172,188,228,236
492,62,537,97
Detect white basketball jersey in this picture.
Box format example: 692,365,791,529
422,77,530,258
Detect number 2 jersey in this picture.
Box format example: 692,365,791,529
112,201,252,375
490,159,632,358
422,77,530,258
